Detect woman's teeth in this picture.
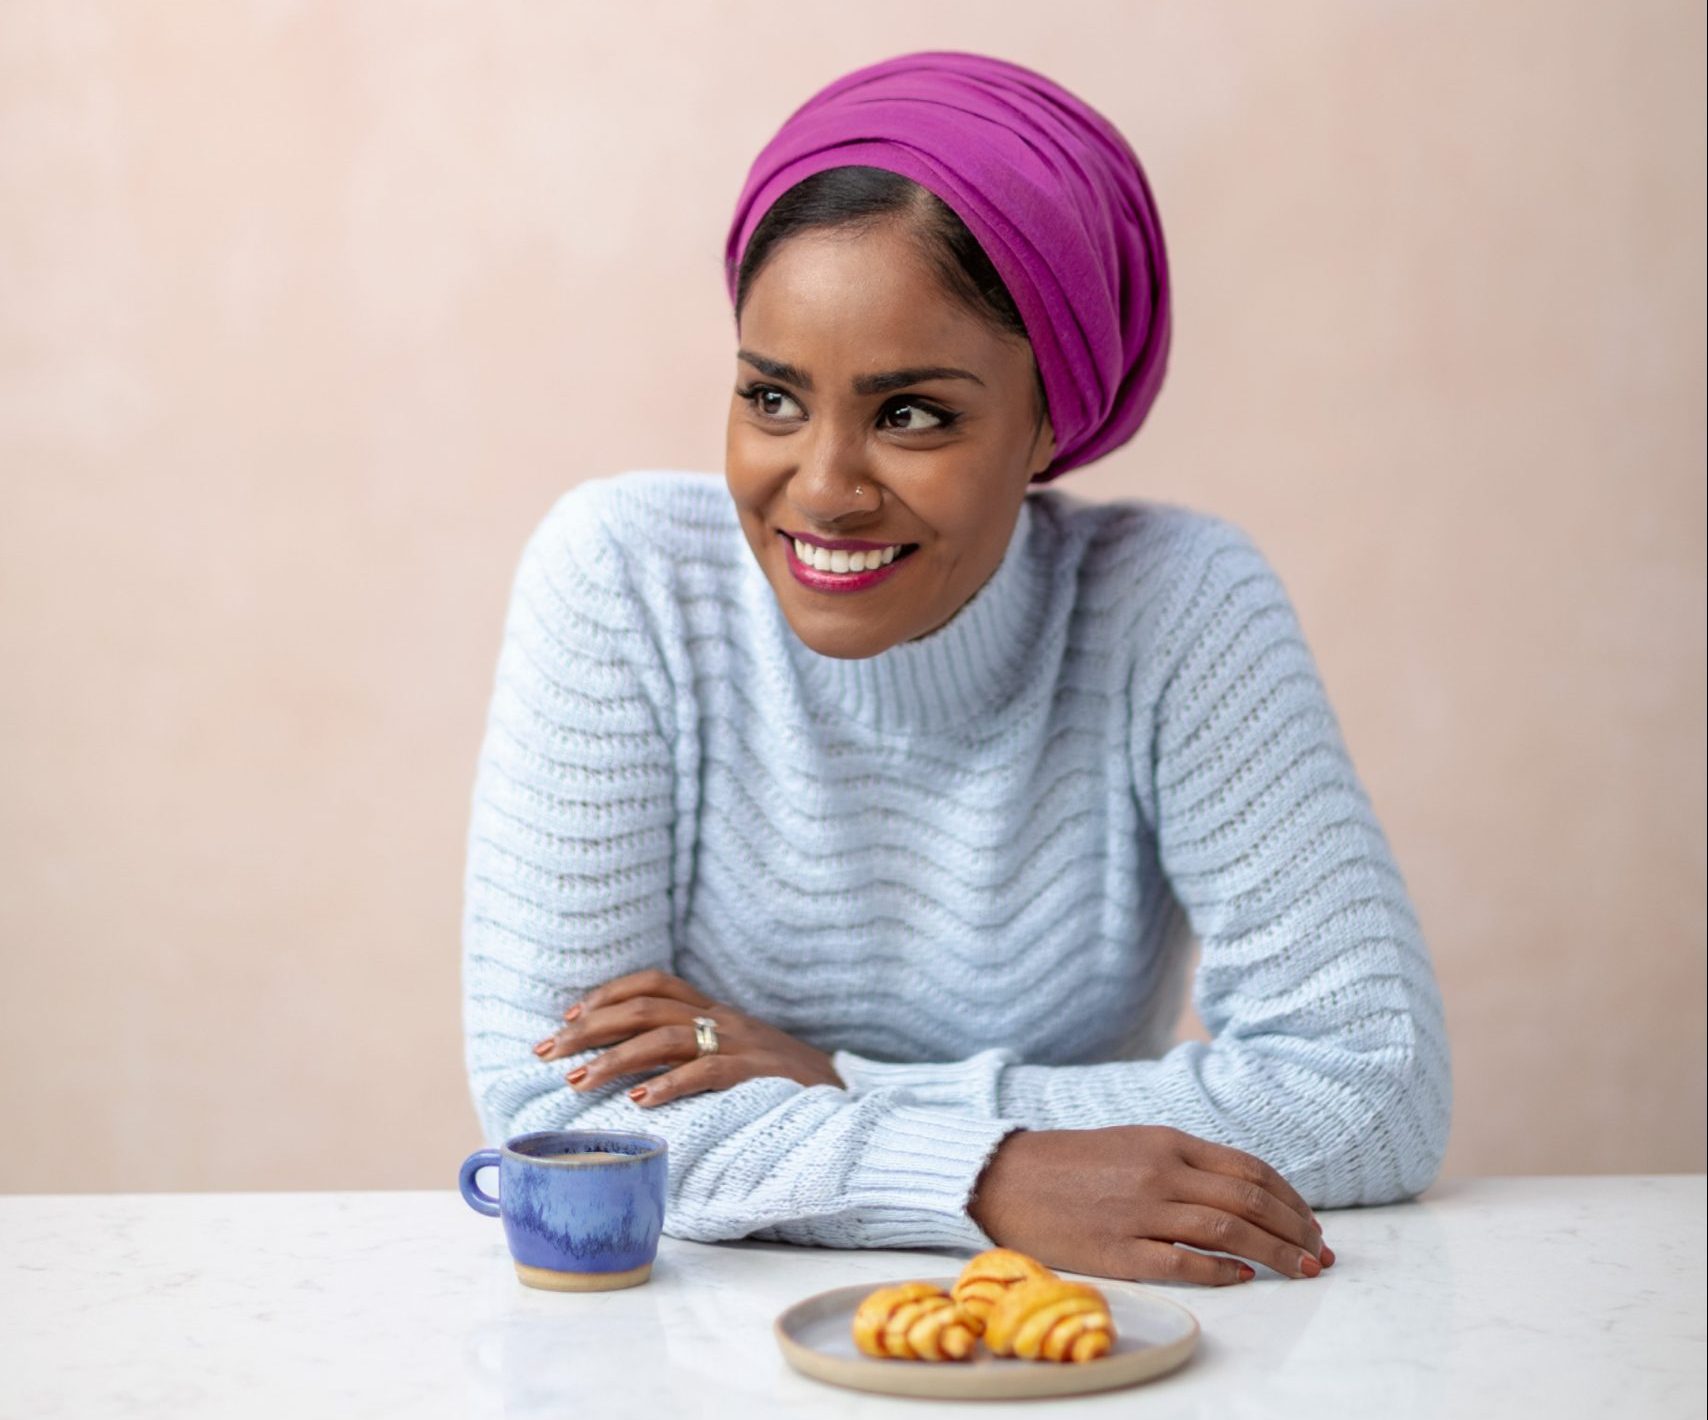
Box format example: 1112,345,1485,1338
792,539,903,574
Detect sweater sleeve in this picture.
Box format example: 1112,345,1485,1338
460,480,1024,1251
832,518,1452,1208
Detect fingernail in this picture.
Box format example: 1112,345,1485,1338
532,1040,553,1056
1300,1254,1322,1278
627,1086,647,1102
1236,1264,1255,1282
567,1067,588,1086
1321,1244,1336,1267
563,1003,582,1021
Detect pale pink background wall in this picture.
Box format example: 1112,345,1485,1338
2,1,1702,1195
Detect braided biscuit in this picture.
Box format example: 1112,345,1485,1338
982,1277,1117,1363
949,1248,1057,1333
851,1282,979,1361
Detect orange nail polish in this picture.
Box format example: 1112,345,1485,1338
567,1067,588,1085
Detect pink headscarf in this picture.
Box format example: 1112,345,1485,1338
724,50,1172,483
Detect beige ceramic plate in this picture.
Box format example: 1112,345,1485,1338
774,1274,1199,1400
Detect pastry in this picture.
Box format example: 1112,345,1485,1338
851,1281,979,1361
982,1277,1116,1363
950,1247,1057,1332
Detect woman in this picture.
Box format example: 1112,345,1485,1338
461,50,1451,1287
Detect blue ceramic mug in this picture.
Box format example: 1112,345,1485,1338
459,1129,668,1291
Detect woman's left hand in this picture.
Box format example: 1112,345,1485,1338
531,968,846,1107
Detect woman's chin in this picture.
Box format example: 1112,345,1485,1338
755,543,946,658
779,606,905,660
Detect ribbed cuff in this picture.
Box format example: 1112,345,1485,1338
839,1102,1027,1254
832,1046,1017,1117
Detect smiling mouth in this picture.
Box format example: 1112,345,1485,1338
777,530,920,575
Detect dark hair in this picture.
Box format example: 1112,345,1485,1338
733,165,1050,439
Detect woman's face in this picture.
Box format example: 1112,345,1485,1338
725,220,1055,660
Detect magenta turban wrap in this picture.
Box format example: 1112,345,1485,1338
724,49,1172,483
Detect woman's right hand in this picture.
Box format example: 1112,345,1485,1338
966,1126,1331,1286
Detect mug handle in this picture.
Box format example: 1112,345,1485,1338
459,1149,501,1217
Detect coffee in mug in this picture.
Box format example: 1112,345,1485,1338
459,1129,668,1291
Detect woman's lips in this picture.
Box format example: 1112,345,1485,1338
778,530,917,594
786,531,901,552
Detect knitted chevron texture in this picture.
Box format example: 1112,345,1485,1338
461,470,1451,1252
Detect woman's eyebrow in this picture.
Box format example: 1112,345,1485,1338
737,349,984,395
857,364,986,395
737,349,812,387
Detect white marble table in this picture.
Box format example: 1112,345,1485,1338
1,1175,1701,1418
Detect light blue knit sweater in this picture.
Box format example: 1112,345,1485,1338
461,470,1451,1253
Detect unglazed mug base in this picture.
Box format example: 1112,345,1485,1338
513,1259,653,1292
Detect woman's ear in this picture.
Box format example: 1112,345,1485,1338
1030,415,1057,479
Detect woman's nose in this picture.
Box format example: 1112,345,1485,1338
789,425,874,519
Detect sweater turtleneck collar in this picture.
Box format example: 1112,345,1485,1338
773,496,1051,735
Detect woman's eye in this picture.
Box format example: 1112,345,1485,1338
740,384,804,421
880,399,953,433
